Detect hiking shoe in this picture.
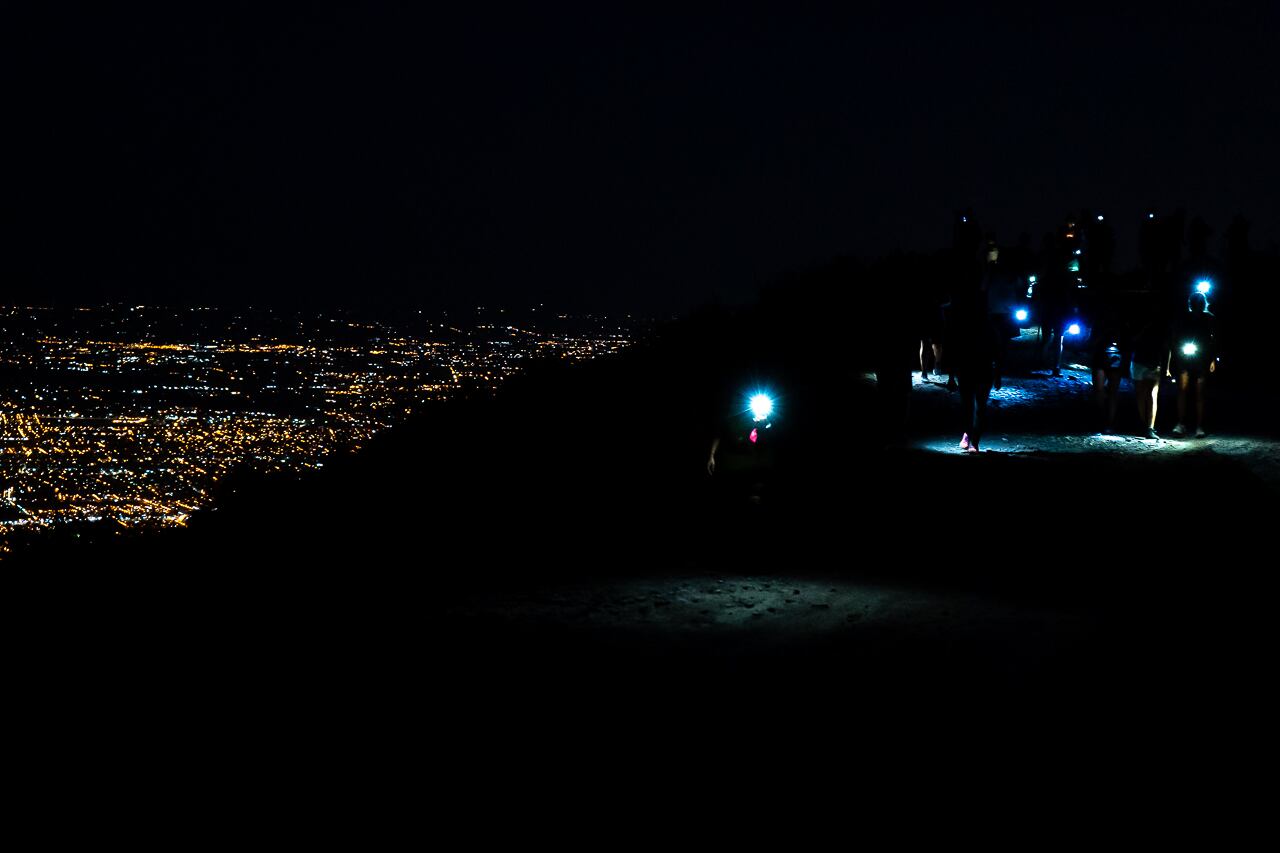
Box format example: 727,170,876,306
1171,424,1187,437
1195,427,1207,438
1145,428,1159,439
960,433,970,450
967,441,980,453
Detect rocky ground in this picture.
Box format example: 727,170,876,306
904,339,1280,489
436,333,1278,731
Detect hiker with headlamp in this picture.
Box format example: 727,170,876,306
1169,291,1218,438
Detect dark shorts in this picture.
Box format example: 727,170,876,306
1174,359,1208,378
1090,350,1126,372
1130,362,1162,382
918,306,946,342
990,313,1020,340
1036,301,1069,327
715,446,776,476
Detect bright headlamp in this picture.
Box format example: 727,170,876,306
749,393,774,422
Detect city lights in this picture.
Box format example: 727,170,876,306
0,306,635,550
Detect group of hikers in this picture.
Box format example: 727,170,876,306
705,208,1236,505
921,210,1221,452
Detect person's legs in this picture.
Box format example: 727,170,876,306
1105,368,1122,430
1174,371,1190,433
993,317,1011,390
959,373,975,447
971,371,992,449
1042,309,1066,374
1195,376,1208,435
1040,324,1055,368
1136,377,1158,432
1092,367,1112,431
1093,368,1107,410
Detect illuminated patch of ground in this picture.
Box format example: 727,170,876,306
449,574,1081,639
902,363,1280,488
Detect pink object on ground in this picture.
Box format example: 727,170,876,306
749,427,758,444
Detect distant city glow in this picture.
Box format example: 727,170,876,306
0,305,637,551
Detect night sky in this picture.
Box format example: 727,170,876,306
10,3,1279,313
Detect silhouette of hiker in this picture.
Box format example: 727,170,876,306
947,210,983,390
982,233,1021,390
1170,291,1218,438
1037,223,1074,375
1130,300,1171,439
915,257,949,382
951,276,996,453
1088,308,1126,434
707,384,780,505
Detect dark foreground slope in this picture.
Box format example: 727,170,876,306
15,286,1280,747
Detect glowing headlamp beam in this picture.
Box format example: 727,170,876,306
1196,280,1212,294
1067,323,1081,336
1182,342,1198,356
748,393,774,422
1015,309,1029,322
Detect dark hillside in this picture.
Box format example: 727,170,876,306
15,268,1279,742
